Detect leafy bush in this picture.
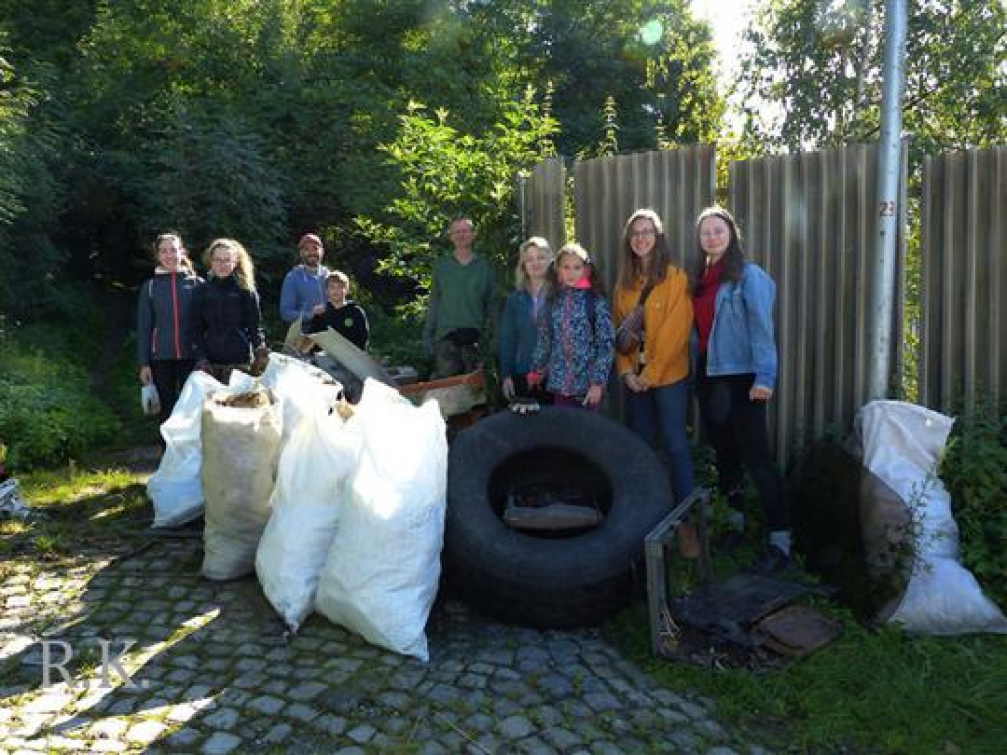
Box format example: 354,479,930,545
0,337,119,470
940,403,1007,611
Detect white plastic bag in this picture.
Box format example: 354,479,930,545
255,408,354,632
201,389,282,580
259,352,345,445
314,379,447,661
856,400,1007,635
148,370,254,527
140,384,161,416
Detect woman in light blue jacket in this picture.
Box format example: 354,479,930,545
687,206,791,573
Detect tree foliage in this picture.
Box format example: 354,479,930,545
355,93,559,314
737,0,1006,158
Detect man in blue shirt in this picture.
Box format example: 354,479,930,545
280,233,330,325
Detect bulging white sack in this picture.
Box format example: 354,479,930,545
256,408,355,632
201,390,282,581
148,370,255,527
315,379,447,661
856,400,1007,635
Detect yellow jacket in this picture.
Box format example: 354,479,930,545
612,267,693,387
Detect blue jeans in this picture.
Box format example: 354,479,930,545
624,378,695,504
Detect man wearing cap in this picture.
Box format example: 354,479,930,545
280,233,330,324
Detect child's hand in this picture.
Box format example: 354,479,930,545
583,384,603,407
502,377,516,401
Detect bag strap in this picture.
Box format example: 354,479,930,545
638,282,656,307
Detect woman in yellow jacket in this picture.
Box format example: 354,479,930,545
613,209,695,507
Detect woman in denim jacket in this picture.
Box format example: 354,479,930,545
688,206,792,573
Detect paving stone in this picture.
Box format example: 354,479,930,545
499,715,536,739
248,695,284,715
346,723,376,744
261,722,292,744
202,731,241,754
311,713,347,736
284,702,319,722
202,707,240,730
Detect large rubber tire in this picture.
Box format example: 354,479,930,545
445,406,672,628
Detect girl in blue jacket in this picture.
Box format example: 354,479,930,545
688,206,792,573
529,243,614,410
498,236,554,402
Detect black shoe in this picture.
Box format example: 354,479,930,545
749,546,791,575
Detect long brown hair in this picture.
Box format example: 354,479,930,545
687,206,746,295
617,209,673,291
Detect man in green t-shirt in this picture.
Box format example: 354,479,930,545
423,215,496,378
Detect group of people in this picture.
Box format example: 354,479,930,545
138,206,791,571
136,232,369,423
486,207,791,572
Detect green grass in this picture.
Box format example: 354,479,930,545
607,598,1007,754
1,466,152,567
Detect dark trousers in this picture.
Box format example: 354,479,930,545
625,377,695,505
695,357,789,531
151,359,196,423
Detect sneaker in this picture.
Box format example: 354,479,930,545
749,546,791,575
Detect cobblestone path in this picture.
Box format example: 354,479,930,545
1,536,768,754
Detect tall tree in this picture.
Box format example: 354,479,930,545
461,0,724,155
737,0,1006,157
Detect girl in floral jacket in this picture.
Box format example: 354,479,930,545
528,243,615,410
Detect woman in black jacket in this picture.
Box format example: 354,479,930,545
192,238,267,383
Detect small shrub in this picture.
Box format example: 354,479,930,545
0,351,119,470
940,403,1007,611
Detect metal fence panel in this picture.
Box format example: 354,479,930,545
572,147,717,289
920,147,1007,413
729,145,905,468
520,157,567,251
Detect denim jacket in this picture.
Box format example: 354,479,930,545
706,263,777,390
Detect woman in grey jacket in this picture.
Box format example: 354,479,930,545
687,207,792,573
137,233,203,423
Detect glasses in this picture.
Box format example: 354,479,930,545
629,229,656,239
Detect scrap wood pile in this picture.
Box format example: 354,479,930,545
146,353,448,662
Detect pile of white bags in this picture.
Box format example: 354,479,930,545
147,358,449,659
856,400,1007,635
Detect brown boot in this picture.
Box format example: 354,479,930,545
676,521,701,559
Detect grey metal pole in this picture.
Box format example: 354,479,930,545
867,0,908,400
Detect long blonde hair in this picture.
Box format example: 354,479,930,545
204,238,257,292
514,236,554,290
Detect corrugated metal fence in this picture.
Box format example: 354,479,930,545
572,147,716,284
521,143,1004,464
919,147,1007,414
730,146,906,466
